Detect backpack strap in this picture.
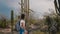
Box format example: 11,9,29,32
18,19,21,25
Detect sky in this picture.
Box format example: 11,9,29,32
0,0,55,19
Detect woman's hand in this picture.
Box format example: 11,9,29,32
24,30,28,34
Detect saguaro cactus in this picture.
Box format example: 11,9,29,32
54,0,60,15
11,10,14,34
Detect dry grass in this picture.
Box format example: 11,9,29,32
30,30,60,34
57,31,60,34
30,30,45,34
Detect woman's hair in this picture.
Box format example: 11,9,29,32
21,14,25,19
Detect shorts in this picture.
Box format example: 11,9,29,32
19,28,25,34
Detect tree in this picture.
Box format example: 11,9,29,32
0,15,7,28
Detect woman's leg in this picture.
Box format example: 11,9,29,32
20,29,23,34
20,28,24,34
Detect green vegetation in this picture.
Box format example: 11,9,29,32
0,19,7,28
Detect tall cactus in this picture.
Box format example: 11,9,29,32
54,0,60,15
11,10,14,34
54,0,58,13
58,0,60,13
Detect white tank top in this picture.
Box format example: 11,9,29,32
20,20,25,27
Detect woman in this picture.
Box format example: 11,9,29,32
20,14,28,34
20,14,25,34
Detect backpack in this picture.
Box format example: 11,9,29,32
15,21,20,31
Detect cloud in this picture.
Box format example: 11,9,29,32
0,0,55,19
0,0,21,19
3,0,21,16
30,0,55,12
30,0,55,19
0,0,11,19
